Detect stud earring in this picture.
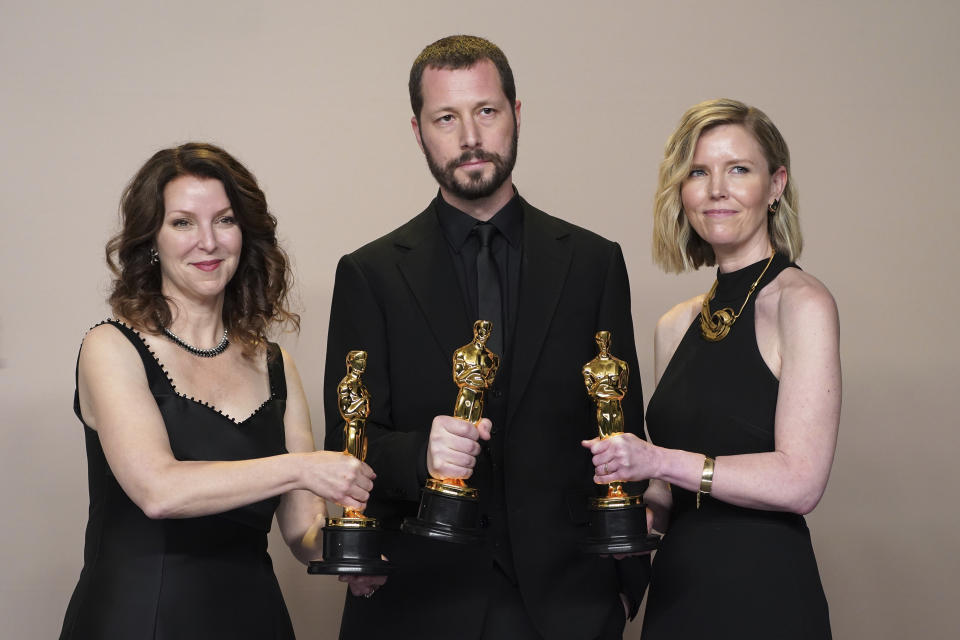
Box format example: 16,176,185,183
149,248,160,265
768,199,781,215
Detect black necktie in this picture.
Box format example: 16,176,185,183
475,223,503,357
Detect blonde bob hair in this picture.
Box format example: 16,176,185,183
652,98,801,273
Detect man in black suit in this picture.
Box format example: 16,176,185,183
324,35,649,639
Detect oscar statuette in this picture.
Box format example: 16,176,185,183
308,350,394,575
581,331,660,554
401,320,499,544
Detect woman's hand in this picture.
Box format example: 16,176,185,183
581,433,661,484
300,451,376,512
340,571,388,597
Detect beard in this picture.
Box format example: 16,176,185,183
423,124,519,201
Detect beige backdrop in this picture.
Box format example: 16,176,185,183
2,1,957,638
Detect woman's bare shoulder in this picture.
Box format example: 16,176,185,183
79,320,146,371
768,268,837,322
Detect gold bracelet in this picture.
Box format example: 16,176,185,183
696,456,715,509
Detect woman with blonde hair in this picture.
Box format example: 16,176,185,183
584,99,838,637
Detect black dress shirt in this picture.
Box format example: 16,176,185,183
435,190,523,358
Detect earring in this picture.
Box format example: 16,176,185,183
149,248,160,265
768,199,780,215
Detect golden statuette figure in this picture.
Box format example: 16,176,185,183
400,320,500,544
580,330,657,554
452,319,500,425
308,349,393,575
402,320,498,543
429,319,500,493
336,349,374,521
582,331,632,503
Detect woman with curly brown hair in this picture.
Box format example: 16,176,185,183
59,143,375,639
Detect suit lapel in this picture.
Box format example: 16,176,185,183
507,202,572,426
395,204,473,366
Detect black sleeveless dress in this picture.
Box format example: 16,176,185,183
59,320,296,640
642,255,831,639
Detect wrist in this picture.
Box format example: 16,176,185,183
656,448,706,493
651,443,670,482
290,452,309,491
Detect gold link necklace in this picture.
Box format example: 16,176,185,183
699,250,776,342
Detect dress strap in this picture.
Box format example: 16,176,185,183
74,319,169,422
266,342,287,400
99,319,173,393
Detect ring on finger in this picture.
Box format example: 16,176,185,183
602,463,608,475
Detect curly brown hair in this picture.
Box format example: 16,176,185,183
106,142,299,355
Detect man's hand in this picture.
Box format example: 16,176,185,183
426,415,492,479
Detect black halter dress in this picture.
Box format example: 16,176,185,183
642,254,831,639
59,320,296,640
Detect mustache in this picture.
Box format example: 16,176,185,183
450,149,502,166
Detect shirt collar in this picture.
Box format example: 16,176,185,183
435,189,524,252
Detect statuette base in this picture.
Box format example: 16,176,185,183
581,497,660,554
401,482,484,544
308,517,395,575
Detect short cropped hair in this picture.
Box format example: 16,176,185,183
652,98,802,273
409,35,516,122
106,142,299,355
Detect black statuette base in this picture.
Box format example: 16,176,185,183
308,524,395,576
581,500,660,554
401,485,484,544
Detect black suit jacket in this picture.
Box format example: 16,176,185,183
324,197,649,639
